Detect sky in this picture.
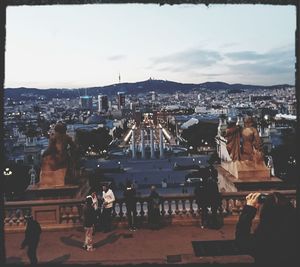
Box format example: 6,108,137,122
5,4,296,89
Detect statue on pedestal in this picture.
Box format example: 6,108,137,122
38,122,77,187
225,117,264,163
222,116,270,180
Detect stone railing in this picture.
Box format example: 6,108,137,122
4,190,296,232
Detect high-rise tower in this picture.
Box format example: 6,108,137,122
98,94,109,112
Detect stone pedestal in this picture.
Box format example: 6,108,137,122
38,168,67,188
221,160,270,181
216,165,287,192
27,166,82,200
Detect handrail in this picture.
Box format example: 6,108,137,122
4,190,296,232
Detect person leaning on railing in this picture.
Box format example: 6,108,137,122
235,192,297,264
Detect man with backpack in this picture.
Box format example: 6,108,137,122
148,186,162,230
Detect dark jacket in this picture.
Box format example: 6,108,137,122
83,204,96,228
124,187,137,211
205,179,221,207
21,219,41,248
148,191,161,210
194,182,208,206
235,205,297,264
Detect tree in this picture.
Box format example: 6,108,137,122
181,121,218,150
76,127,112,155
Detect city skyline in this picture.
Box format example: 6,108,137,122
5,4,296,89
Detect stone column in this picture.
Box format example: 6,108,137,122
141,128,145,159
150,128,155,159
159,126,164,159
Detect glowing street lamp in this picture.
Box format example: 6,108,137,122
3,167,13,176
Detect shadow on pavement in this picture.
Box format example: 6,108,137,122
60,232,122,249
47,254,71,264
94,232,122,248
60,234,83,249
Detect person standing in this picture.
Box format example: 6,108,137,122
194,179,208,228
90,192,100,233
101,184,115,233
205,177,223,229
148,186,161,230
124,181,137,231
83,196,96,251
20,216,42,264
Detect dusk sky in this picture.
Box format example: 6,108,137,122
5,4,296,89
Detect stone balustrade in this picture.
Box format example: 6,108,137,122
4,190,296,232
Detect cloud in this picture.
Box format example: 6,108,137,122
225,48,295,76
107,54,126,61
150,48,223,72
226,48,294,64
148,46,295,84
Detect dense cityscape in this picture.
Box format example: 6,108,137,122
3,80,297,200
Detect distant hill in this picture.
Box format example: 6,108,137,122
4,79,292,100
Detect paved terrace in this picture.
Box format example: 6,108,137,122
4,190,296,265
5,224,254,265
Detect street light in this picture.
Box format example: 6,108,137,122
3,168,12,176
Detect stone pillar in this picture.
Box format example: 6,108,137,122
159,127,164,159
132,128,136,159
150,128,155,159
141,128,145,159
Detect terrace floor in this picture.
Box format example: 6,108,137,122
5,223,254,265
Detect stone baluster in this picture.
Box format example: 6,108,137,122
191,200,197,217
136,202,141,217
121,202,127,219
18,209,25,226
178,200,183,216
143,202,149,217
4,213,10,227
290,198,296,208
234,199,243,214
227,199,234,214
11,210,18,226
114,203,120,218
221,199,228,215
161,200,167,216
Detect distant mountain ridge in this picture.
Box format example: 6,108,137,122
5,79,292,100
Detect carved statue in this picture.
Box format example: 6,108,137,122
224,117,264,164
221,116,270,180
39,122,76,187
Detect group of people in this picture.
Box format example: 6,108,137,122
82,182,163,251
83,184,116,251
